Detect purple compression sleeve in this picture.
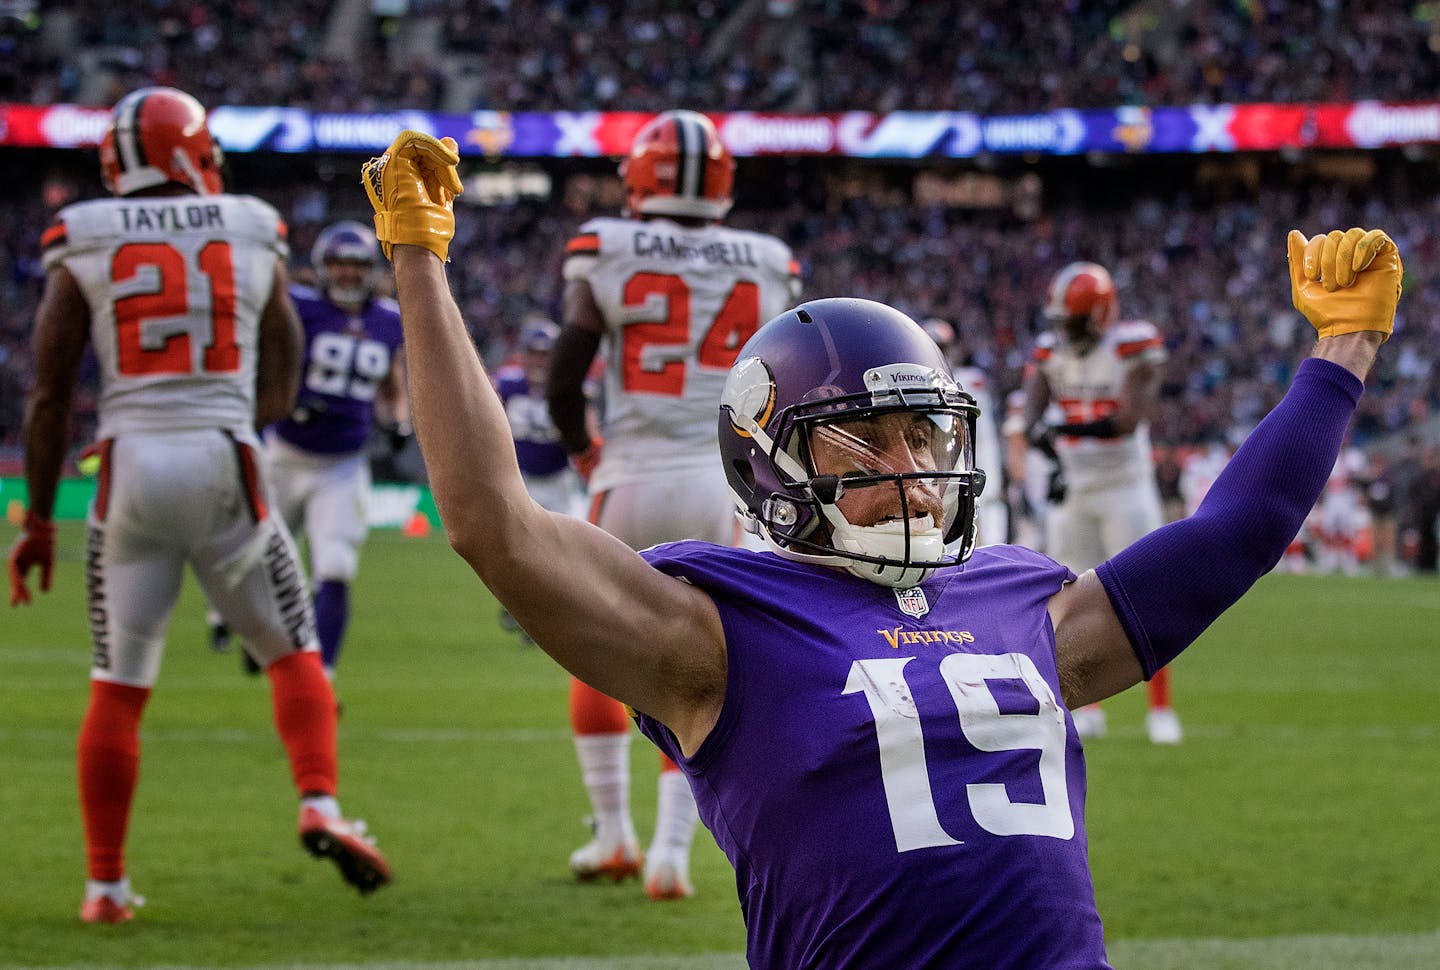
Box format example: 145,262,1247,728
1096,357,1364,678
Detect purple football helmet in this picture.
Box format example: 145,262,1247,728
720,298,986,587
519,319,560,353
311,220,379,306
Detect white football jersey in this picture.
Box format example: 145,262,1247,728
1032,319,1166,487
563,215,799,490
43,194,288,439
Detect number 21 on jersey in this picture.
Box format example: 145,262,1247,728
112,240,238,377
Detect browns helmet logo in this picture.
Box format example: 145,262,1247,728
620,110,734,221
100,87,224,197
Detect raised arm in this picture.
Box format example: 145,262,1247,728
362,132,726,753
1051,228,1401,707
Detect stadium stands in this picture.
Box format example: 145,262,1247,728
7,2,1440,113
2,2,1437,565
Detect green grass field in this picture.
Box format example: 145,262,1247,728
2,522,1438,969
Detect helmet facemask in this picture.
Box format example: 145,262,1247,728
727,361,986,587
311,221,380,308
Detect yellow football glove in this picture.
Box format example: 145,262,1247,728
1286,227,1402,341
361,130,464,261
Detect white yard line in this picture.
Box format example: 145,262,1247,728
3,721,1435,746
9,930,1440,970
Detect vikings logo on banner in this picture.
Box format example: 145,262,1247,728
895,585,930,618
467,111,514,157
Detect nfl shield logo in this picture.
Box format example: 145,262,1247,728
895,586,929,618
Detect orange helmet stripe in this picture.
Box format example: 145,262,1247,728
566,232,600,255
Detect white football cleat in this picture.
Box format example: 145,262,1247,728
569,836,642,883
79,879,145,924
1071,705,1107,739
643,848,694,901
1146,707,1183,745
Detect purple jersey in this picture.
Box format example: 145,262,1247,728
271,285,403,455
496,366,569,477
636,542,1110,970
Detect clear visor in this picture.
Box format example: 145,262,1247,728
796,408,972,535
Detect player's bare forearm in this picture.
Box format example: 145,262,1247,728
546,325,601,454
21,395,70,520
256,263,303,427
1019,371,1049,435
25,266,90,519
1114,362,1161,434
377,357,410,427
1312,331,1383,380
391,245,723,735
391,245,527,549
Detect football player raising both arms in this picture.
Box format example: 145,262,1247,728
1014,262,1181,744
363,129,1395,968
9,88,391,923
543,110,800,899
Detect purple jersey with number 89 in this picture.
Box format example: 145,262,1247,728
271,285,403,455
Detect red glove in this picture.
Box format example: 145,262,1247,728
9,510,56,607
570,436,603,484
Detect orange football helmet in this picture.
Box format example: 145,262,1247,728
620,110,733,221
100,87,224,197
1044,262,1117,332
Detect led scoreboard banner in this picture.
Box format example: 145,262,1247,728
5,101,1440,157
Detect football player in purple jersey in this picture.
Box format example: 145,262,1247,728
362,131,1398,968
217,220,409,679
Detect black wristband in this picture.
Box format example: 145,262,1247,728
1056,416,1119,439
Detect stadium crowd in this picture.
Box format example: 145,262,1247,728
3,161,1438,565
6,1,1440,113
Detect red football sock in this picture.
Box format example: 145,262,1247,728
569,677,630,735
77,680,150,882
1147,666,1172,710
267,651,337,796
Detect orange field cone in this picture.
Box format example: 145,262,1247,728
6,499,24,526
402,511,432,538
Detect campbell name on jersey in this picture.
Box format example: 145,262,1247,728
1033,319,1166,486
563,216,800,490
42,194,288,439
